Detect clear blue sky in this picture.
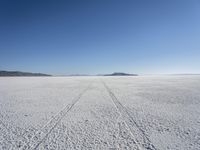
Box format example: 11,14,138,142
0,0,200,75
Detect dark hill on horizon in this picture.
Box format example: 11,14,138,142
0,71,51,76
104,72,138,76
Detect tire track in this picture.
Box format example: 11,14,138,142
102,81,156,150
19,83,92,150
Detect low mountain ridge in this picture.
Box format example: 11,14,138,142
0,71,51,76
104,72,138,76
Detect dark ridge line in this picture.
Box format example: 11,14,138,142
0,70,51,76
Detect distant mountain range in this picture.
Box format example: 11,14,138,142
104,72,138,76
0,71,138,77
0,71,51,76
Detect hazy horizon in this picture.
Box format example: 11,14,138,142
1,0,200,75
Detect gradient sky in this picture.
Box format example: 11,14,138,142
0,0,200,75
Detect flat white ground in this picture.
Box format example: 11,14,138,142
0,76,200,150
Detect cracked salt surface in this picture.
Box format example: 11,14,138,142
0,76,200,149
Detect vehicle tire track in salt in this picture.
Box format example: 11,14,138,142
102,81,157,150
20,83,92,150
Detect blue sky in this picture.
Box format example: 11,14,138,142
0,0,200,75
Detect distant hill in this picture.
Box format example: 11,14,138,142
0,71,51,76
104,72,138,76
